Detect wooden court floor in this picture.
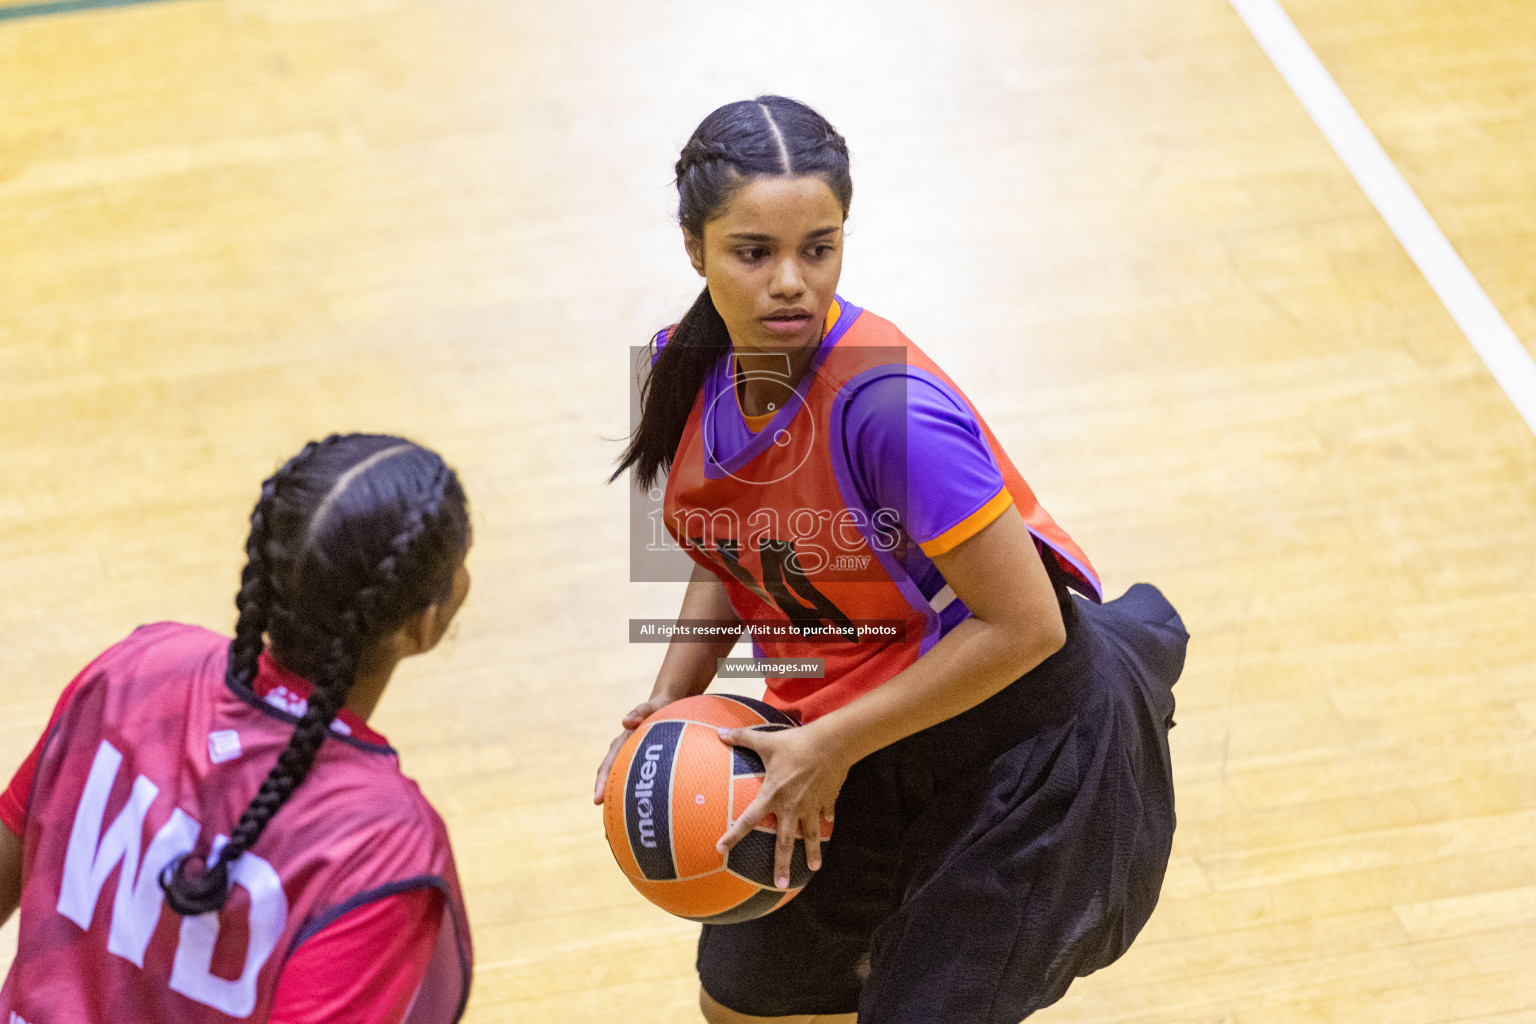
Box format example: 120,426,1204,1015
1,0,1533,1020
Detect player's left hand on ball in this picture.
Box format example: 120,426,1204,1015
714,725,847,890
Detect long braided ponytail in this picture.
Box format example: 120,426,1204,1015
161,434,469,915
611,95,853,490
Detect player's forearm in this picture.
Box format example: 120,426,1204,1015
0,821,22,927
805,611,1064,770
649,563,742,702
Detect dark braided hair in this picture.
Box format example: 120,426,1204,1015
612,95,852,490
161,433,470,915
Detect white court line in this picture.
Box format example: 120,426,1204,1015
1229,0,1536,437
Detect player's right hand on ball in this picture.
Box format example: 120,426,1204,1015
593,696,675,804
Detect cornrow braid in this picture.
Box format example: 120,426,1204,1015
226,440,327,692
217,629,358,875
674,138,735,179
162,636,356,915
161,434,467,916
818,125,849,158
357,460,453,626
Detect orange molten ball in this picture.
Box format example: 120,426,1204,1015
602,694,834,922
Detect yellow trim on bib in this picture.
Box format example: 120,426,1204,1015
919,486,1014,557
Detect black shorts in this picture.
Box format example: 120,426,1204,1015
697,583,1186,1024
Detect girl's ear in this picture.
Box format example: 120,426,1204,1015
396,600,449,657
683,228,706,277
401,604,440,655
402,563,469,656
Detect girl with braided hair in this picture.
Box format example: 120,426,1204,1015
597,96,1187,1022
0,433,473,1024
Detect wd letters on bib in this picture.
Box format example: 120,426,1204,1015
55,739,286,1016
0,623,472,1023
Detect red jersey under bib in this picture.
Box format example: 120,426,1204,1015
1,622,472,1024
663,300,1101,723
